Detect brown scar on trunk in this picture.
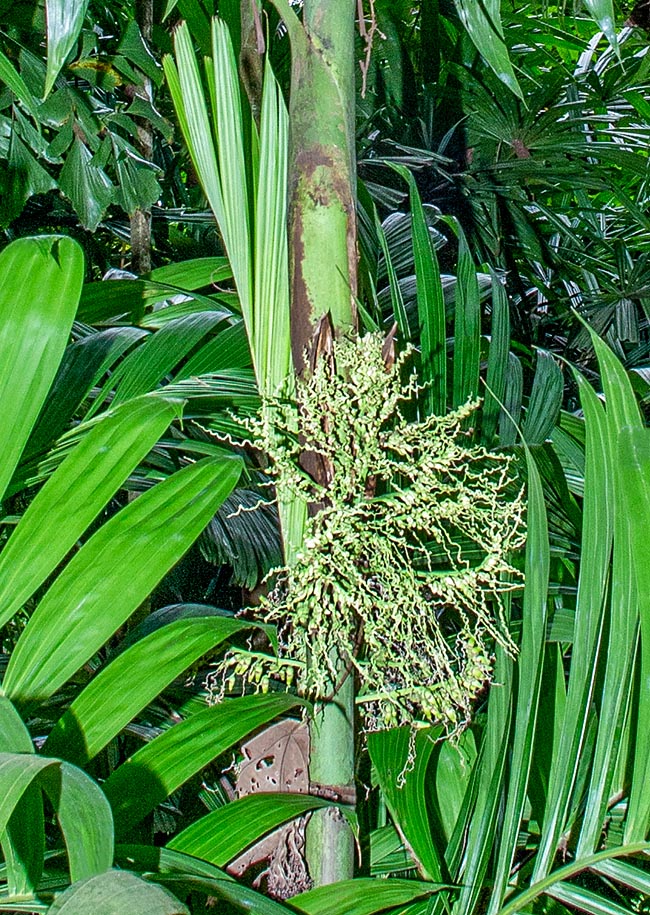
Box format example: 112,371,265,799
289,145,358,373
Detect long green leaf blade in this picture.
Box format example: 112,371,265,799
0,753,112,883
451,657,511,915
523,351,563,446
452,228,480,409
495,843,650,915
116,845,294,915
292,878,443,915
254,56,291,396
482,270,509,443
368,727,443,882
163,27,226,257
0,699,43,896
582,0,618,51
388,163,446,416
44,616,253,766
169,793,335,864
488,448,550,912
618,425,650,842
535,374,612,870
0,398,178,630
3,457,243,706
44,0,90,97
103,694,301,833
210,18,253,334
453,0,522,98
47,871,189,915
106,313,227,409
0,50,38,116
581,333,642,849
0,236,83,504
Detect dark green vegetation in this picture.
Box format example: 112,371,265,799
2,1,650,913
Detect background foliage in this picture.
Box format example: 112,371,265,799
2,1,650,914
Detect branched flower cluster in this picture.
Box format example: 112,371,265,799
219,333,526,734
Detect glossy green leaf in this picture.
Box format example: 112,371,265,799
0,397,178,631
0,697,32,754
580,333,642,849
253,54,291,396
375,208,409,341
0,132,57,226
114,154,161,218
103,694,301,833
528,644,567,830
207,18,252,320
163,26,238,304
169,793,335,864
158,874,292,915
388,163,446,416
452,227,480,409
45,616,253,766
78,278,235,326
149,257,232,288
4,456,243,707
582,0,618,51
535,374,612,871
44,0,90,97
140,294,239,328
488,447,550,912
451,640,512,915
0,236,83,505
453,0,522,98
78,280,149,324
0,49,38,115
293,878,442,915
116,843,292,913
550,422,586,498
166,19,293,393
592,858,650,895
548,883,629,915
0,753,112,883
572,387,626,848
368,726,443,882
47,871,189,915
116,843,237,879
100,312,229,410
20,327,148,464
0,700,43,897
434,730,477,843
180,320,251,376
116,20,162,85
523,351,563,445
618,425,650,843
499,353,523,447
2,786,44,897
370,825,415,876
482,270,510,443
495,843,650,915
58,138,114,231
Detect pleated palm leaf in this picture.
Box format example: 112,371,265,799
164,19,306,562
163,20,291,400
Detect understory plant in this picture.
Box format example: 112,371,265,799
0,235,304,913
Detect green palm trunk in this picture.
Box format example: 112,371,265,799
283,0,358,368
277,0,359,886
